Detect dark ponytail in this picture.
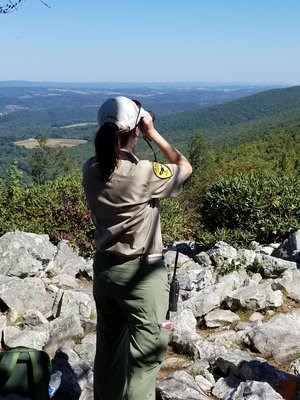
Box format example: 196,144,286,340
94,123,132,182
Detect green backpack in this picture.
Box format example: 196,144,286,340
0,346,51,400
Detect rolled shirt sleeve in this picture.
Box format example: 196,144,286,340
138,160,187,199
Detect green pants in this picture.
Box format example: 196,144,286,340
93,251,170,400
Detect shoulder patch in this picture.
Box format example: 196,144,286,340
153,162,173,179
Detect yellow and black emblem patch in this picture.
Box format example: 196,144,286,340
153,162,173,179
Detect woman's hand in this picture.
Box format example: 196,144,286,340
139,113,157,140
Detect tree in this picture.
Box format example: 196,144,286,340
186,134,216,189
173,134,217,237
0,0,50,14
29,136,76,184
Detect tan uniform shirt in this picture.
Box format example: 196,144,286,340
82,151,186,257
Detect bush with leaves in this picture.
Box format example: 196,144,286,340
200,172,300,245
0,164,194,256
0,165,94,257
160,196,193,245
29,136,76,184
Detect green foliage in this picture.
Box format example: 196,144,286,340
214,128,300,177
2,85,300,256
0,169,94,257
189,366,205,378
29,136,76,184
246,258,263,276
160,196,192,243
157,86,300,139
201,172,300,244
184,135,217,214
197,227,256,249
187,135,215,184
0,165,193,256
215,259,240,277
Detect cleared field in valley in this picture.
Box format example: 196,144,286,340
54,122,97,129
14,138,88,149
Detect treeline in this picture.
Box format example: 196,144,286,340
0,125,299,256
2,85,299,142
0,85,300,253
1,85,300,183
182,130,300,247
156,86,300,137
0,107,98,139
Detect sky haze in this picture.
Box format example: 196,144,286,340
1,0,300,85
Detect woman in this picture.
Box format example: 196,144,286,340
82,96,192,400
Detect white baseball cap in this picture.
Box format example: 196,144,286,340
97,96,148,132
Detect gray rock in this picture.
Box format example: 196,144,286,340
256,253,297,278
194,251,212,266
244,309,300,360
59,290,96,319
194,374,213,393
273,269,300,302
1,231,300,400
249,312,264,322
225,282,283,311
51,273,80,290
184,277,243,318
23,309,49,326
46,239,92,278
272,229,300,262
74,333,96,366
44,314,84,355
3,325,49,349
205,309,240,328
0,276,52,315
0,231,56,277
164,249,191,269
177,265,215,294
232,380,284,399
157,370,210,399
207,241,237,260
170,308,197,336
212,376,242,399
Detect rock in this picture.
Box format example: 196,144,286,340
273,269,300,302
256,253,297,278
272,229,300,262
1,231,300,399
225,282,283,311
204,309,240,328
0,276,53,315
243,309,300,360
157,370,210,399
0,231,56,277
218,379,285,400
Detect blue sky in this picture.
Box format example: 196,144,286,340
1,0,300,84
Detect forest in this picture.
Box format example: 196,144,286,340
0,84,298,179
0,83,299,254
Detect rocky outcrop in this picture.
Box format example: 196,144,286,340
0,230,300,399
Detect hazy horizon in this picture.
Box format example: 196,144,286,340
0,80,288,88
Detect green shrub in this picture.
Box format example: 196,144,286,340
0,168,94,257
0,166,193,256
197,227,256,249
201,172,300,244
160,196,192,243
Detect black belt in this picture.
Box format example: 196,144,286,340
98,251,164,265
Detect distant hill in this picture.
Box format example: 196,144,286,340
0,84,299,181
0,83,277,140
157,86,300,139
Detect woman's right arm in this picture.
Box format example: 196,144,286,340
140,115,193,180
